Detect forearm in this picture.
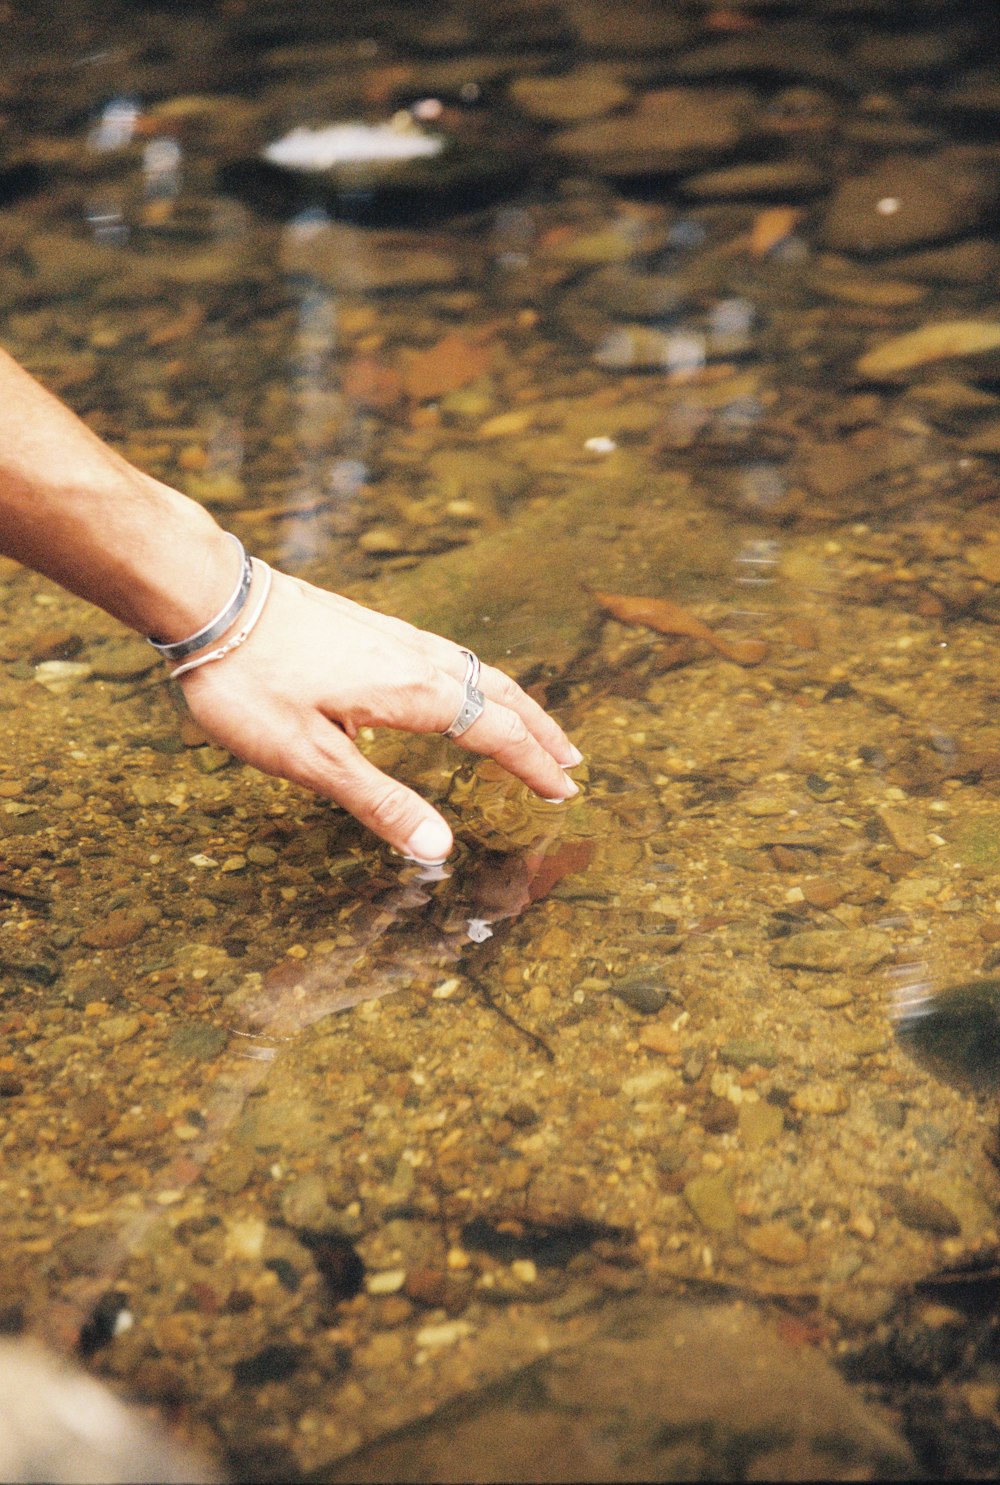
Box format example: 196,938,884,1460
0,347,236,643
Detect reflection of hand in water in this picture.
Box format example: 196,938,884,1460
224,817,593,1045
463,832,591,942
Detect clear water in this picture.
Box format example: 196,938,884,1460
3,1,1000,1478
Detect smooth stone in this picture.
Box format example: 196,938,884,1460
718,1039,778,1069
790,1082,850,1116
166,1022,228,1060
509,68,632,124
857,320,1000,380
879,805,933,859
679,159,828,200
551,87,755,176
822,151,995,255
182,472,246,510
683,1171,736,1233
882,1184,961,1236
573,264,688,321
33,660,92,694
892,237,1000,285
738,1101,784,1149
89,641,159,683
78,910,150,951
673,28,849,84
612,976,671,1015
770,928,894,973
745,1221,808,1266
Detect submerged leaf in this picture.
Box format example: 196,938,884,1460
594,590,767,665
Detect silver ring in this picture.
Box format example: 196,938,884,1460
459,647,481,690
444,675,486,740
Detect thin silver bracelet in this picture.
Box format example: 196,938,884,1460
169,560,273,679
147,532,253,661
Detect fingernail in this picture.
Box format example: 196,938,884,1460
562,745,584,767
542,778,580,804
404,818,452,864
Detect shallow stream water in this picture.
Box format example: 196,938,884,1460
4,0,1000,1478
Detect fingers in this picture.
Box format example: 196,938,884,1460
300,582,582,769
297,725,454,863
477,661,582,769
444,684,580,803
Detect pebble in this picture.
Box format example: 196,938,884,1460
770,928,894,973
638,1023,680,1056
790,1082,849,1116
718,1039,779,1070
89,641,159,683
882,1184,962,1236
684,1171,737,1233
279,1173,334,1230
738,1101,784,1149
182,472,246,510
33,660,92,694
612,976,672,1015
745,1222,808,1266
79,909,150,950
365,1269,406,1296
509,69,632,124
415,1320,472,1350
822,152,992,255
680,160,828,201
812,984,854,1009
551,87,754,176
28,628,82,663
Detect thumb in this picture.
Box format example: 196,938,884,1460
319,736,454,863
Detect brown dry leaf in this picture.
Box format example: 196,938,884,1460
750,206,803,257
594,591,767,665
343,354,405,412
398,332,493,401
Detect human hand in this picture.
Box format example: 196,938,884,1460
175,567,582,862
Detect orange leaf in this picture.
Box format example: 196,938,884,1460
594,591,767,666
750,206,803,257
399,332,493,402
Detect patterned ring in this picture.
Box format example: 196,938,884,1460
444,680,486,739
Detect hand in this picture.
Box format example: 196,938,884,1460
175,567,582,861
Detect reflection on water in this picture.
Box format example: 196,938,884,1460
4,0,1000,1479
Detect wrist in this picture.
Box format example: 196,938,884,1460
78,469,242,645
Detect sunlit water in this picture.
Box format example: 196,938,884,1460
3,1,1000,1478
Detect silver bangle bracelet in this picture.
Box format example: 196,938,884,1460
146,532,253,661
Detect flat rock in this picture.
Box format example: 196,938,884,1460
891,237,1000,285
328,1295,914,1482
679,158,829,200
332,466,736,679
770,928,894,973
821,150,995,255
89,640,159,684
857,320,1000,380
508,68,632,124
551,87,755,177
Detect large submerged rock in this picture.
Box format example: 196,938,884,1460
220,111,536,224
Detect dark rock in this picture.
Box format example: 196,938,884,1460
232,1343,305,1387
296,1229,365,1301
611,976,671,1015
